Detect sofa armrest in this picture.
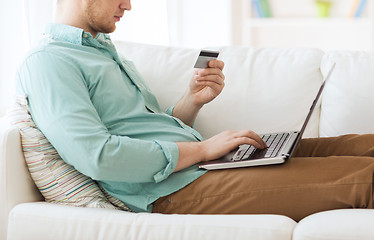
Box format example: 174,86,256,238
8,202,296,240
0,117,44,240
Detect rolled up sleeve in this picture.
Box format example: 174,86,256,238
152,140,179,182
165,106,175,116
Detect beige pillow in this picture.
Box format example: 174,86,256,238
8,95,130,211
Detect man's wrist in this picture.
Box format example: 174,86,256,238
198,141,208,162
173,93,203,127
183,92,204,111
174,141,206,172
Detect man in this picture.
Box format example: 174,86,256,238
17,0,374,221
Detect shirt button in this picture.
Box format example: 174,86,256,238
83,33,88,38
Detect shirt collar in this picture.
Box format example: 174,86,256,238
44,23,111,45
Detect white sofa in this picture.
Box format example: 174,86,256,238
1,41,374,240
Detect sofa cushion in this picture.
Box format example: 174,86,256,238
320,52,374,137
7,95,130,211
293,209,374,240
8,202,297,240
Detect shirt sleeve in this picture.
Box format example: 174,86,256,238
165,106,175,116
17,50,179,183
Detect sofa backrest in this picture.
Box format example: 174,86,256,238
114,41,325,139
320,51,374,137
0,116,44,240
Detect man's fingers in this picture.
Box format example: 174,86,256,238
197,68,225,80
237,137,266,149
208,60,224,70
194,75,225,87
233,130,267,149
193,81,225,96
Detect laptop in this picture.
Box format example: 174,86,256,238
199,63,336,170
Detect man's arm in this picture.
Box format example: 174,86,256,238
172,60,225,127
174,130,267,172
171,59,266,171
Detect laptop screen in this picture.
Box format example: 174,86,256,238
292,63,336,156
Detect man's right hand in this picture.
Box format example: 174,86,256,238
199,130,267,162
174,130,267,172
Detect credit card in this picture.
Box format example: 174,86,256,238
193,50,220,68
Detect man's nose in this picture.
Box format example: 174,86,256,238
120,0,131,11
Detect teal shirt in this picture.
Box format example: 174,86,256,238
17,23,207,212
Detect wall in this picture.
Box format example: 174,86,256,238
111,0,233,49
166,0,232,49
110,0,170,46
0,0,27,117
0,0,55,117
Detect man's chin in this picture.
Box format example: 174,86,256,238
98,25,116,35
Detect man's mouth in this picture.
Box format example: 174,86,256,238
114,16,122,22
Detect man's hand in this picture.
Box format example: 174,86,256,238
189,60,225,107
174,130,267,172
172,60,225,126
199,130,267,162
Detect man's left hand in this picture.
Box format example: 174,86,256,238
189,59,225,107
172,60,225,127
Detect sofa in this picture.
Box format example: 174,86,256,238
1,41,374,240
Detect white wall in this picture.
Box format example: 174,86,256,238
111,0,233,49
0,0,55,117
166,0,232,49
110,0,170,46
0,0,28,117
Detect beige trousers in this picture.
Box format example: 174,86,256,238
152,134,374,221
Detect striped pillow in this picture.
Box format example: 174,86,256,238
8,95,131,211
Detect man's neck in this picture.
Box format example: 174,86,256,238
54,2,98,38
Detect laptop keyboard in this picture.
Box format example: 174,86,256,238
231,132,290,161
